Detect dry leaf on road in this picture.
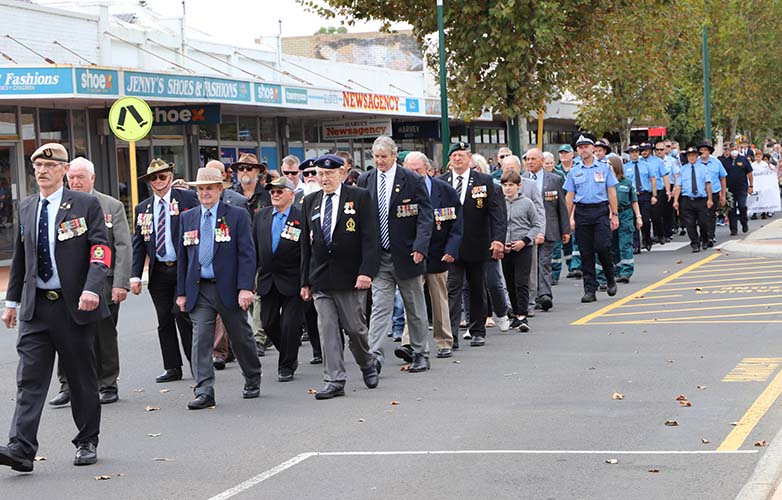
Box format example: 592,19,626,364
400,364,411,371
34,456,46,462
357,418,365,423
390,401,400,406
701,438,710,444
697,385,707,390
159,389,170,394
675,394,688,401
95,475,112,481
755,440,769,447
306,389,317,395
648,469,660,473
605,459,619,464
153,457,175,462
679,401,693,407
612,392,624,400
664,420,679,426
147,433,161,438
144,406,160,412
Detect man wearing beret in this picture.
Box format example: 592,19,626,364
440,142,506,347
1,143,111,471
301,154,380,399
130,159,199,383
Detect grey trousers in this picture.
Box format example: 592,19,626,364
313,289,374,389
527,244,538,312
537,240,556,300
367,251,429,364
189,283,261,398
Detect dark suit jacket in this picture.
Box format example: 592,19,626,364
300,185,379,292
131,188,199,282
357,167,433,280
426,176,463,274
439,169,505,263
176,202,256,312
7,189,110,327
254,205,303,297
526,171,570,242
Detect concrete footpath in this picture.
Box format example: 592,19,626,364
722,219,782,260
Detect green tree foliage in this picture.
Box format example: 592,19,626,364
315,26,349,35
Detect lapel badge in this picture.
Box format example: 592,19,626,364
346,217,356,232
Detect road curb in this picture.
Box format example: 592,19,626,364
734,423,782,500
720,241,782,260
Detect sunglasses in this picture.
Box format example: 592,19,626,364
235,165,258,172
148,173,170,182
269,189,287,195
282,170,299,176
498,154,509,159
302,170,318,177
654,148,665,151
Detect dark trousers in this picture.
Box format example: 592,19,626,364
651,190,667,242
9,293,100,459
637,192,653,249
448,260,488,341
260,285,307,375
663,193,675,237
728,189,748,232
574,203,614,294
707,195,720,242
502,245,533,317
148,262,192,370
680,197,710,248
58,277,120,394
304,302,322,358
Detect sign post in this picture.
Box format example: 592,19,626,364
108,96,153,212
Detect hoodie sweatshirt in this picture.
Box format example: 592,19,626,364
505,194,544,245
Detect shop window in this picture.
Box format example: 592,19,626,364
200,146,219,166
199,123,218,141
238,116,257,142
260,118,276,142
0,106,17,139
72,110,88,158
220,115,238,141
288,118,303,142
153,146,187,180
151,124,183,139
39,109,69,150
302,119,319,143
22,108,36,196
498,129,505,144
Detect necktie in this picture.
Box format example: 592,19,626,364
455,174,464,203
37,198,53,282
156,199,167,258
199,211,214,269
271,211,284,253
691,163,698,195
633,161,642,192
532,172,537,180
322,193,334,247
378,172,390,250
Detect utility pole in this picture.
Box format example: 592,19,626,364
436,0,450,172
702,24,712,141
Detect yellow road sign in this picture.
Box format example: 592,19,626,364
109,96,153,142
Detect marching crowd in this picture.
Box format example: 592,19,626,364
0,132,775,471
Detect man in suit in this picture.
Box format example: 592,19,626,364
175,167,261,410
401,152,462,359
130,159,199,383
522,148,570,312
357,136,433,372
253,176,306,381
49,157,131,408
297,158,323,365
300,154,380,400
441,142,506,347
0,143,111,471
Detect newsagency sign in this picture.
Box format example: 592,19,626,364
322,119,393,140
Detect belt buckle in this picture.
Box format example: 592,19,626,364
45,290,60,301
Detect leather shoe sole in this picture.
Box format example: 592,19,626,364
310,356,323,365
243,386,261,398
156,369,183,383
315,387,345,400
470,337,485,347
187,394,216,410
73,443,97,466
99,392,118,405
607,283,618,297
278,373,294,382
0,446,33,472
394,345,414,363
581,293,597,303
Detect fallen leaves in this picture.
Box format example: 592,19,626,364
390,401,400,406
400,364,411,371
34,456,46,462
697,385,707,390
755,440,769,447
144,406,160,412
701,438,710,444
133,388,145,393
605,459,619,464
675,394,688,401
95,475,112,481
159,389,170,394
357,418,365,423
675,260,683,264
648,468,660,473
153,457,175,462
147,433,161,438
695,287,703,291
612,392,624,400
664,420,679,427
679,401,692,407
306,388,317,395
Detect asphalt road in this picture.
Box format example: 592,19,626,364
1,218,781,500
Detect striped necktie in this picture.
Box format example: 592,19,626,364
156,199,167,258
379,172,390,250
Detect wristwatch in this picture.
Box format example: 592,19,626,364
611,212,619,217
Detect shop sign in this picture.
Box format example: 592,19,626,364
393,121,440,140
124,71,251,102
323,119,392,140
308,88,342,108
255,83,282,104
285,87,308,105
0,67,73,95
75,68,119,95
405,98,420,113
342,91,400,113
153,104,221,125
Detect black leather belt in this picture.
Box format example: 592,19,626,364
155,261,177,267
37,288,62,301
200,278,217,284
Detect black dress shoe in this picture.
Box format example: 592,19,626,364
99,391,118,405
374,358,382,375
607,281,617,297
243,385,261,398
436,348,452,358
452,342,459,350
539,295,553,311
616,276,629,284
278,372,294,382
598,285,608,292
48,391,70,407
156,368,182,383
73,442,97,466
581,293,597,303
408,353,430,373
315,385,345,400
633,248,641,255
730,229,738,236
470,336,485,347
310,355,322,365
362,364,379,389
256,341,266,357
187,393,216,410
742,223,749,233
692,245,701,253
394,344,414,363
213,356,226,370
0,445,33,472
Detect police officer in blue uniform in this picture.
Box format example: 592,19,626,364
563,134,620,303
639,142,670,245
624,144,656,252
698,142,728,247
673,146,713,252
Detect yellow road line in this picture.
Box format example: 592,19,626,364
571,253,721,325
586,320,782,325
631,294,684,300
602,302,782,318
699,258,767,267
687,265,782,275
718,369,782,451
655,281,782,292
617,295,782,308
674,274,782,286
637,310,782,322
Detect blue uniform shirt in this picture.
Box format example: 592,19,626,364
642,156,668,189
701,156,727,194
676,161,710,198
623,160,654,193
563,160,618,203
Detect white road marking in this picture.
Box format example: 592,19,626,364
648,241,691,252
207,449,758,499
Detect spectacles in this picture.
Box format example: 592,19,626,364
282,170,299,176
302,170,318,177
33,161,63,170
148,173,171,182
235,165,258,172
498,154,509,159
654,148,665,151
269,189,287,195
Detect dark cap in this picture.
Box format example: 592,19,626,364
626,144,640,153
684,146,699,155
448,141,471,156
314,154,345,169
574,133,596,147
299,158,317,171
558,144,574,153
697,141,715,154
594,138,611,152
639,142,653,151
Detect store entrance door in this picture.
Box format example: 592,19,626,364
0,144,20,263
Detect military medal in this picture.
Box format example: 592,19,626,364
138,211,154,241
346,217,356,232
215,222,231,242
476,198,483,208
343,201,355,215
105,213,113,228
183,230,199,246
169,199,180,216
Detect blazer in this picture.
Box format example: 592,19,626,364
254,204,303,297
357,167,433,280
439,169,505,263
93,190,132,290
221,188,248,211
176,202,256,313
131,188,199,282
425,176,463,274
524,171,569,242
300,185,379,292
7,189,110,327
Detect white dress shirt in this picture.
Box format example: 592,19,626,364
319,184,342,240
452,170,470,204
